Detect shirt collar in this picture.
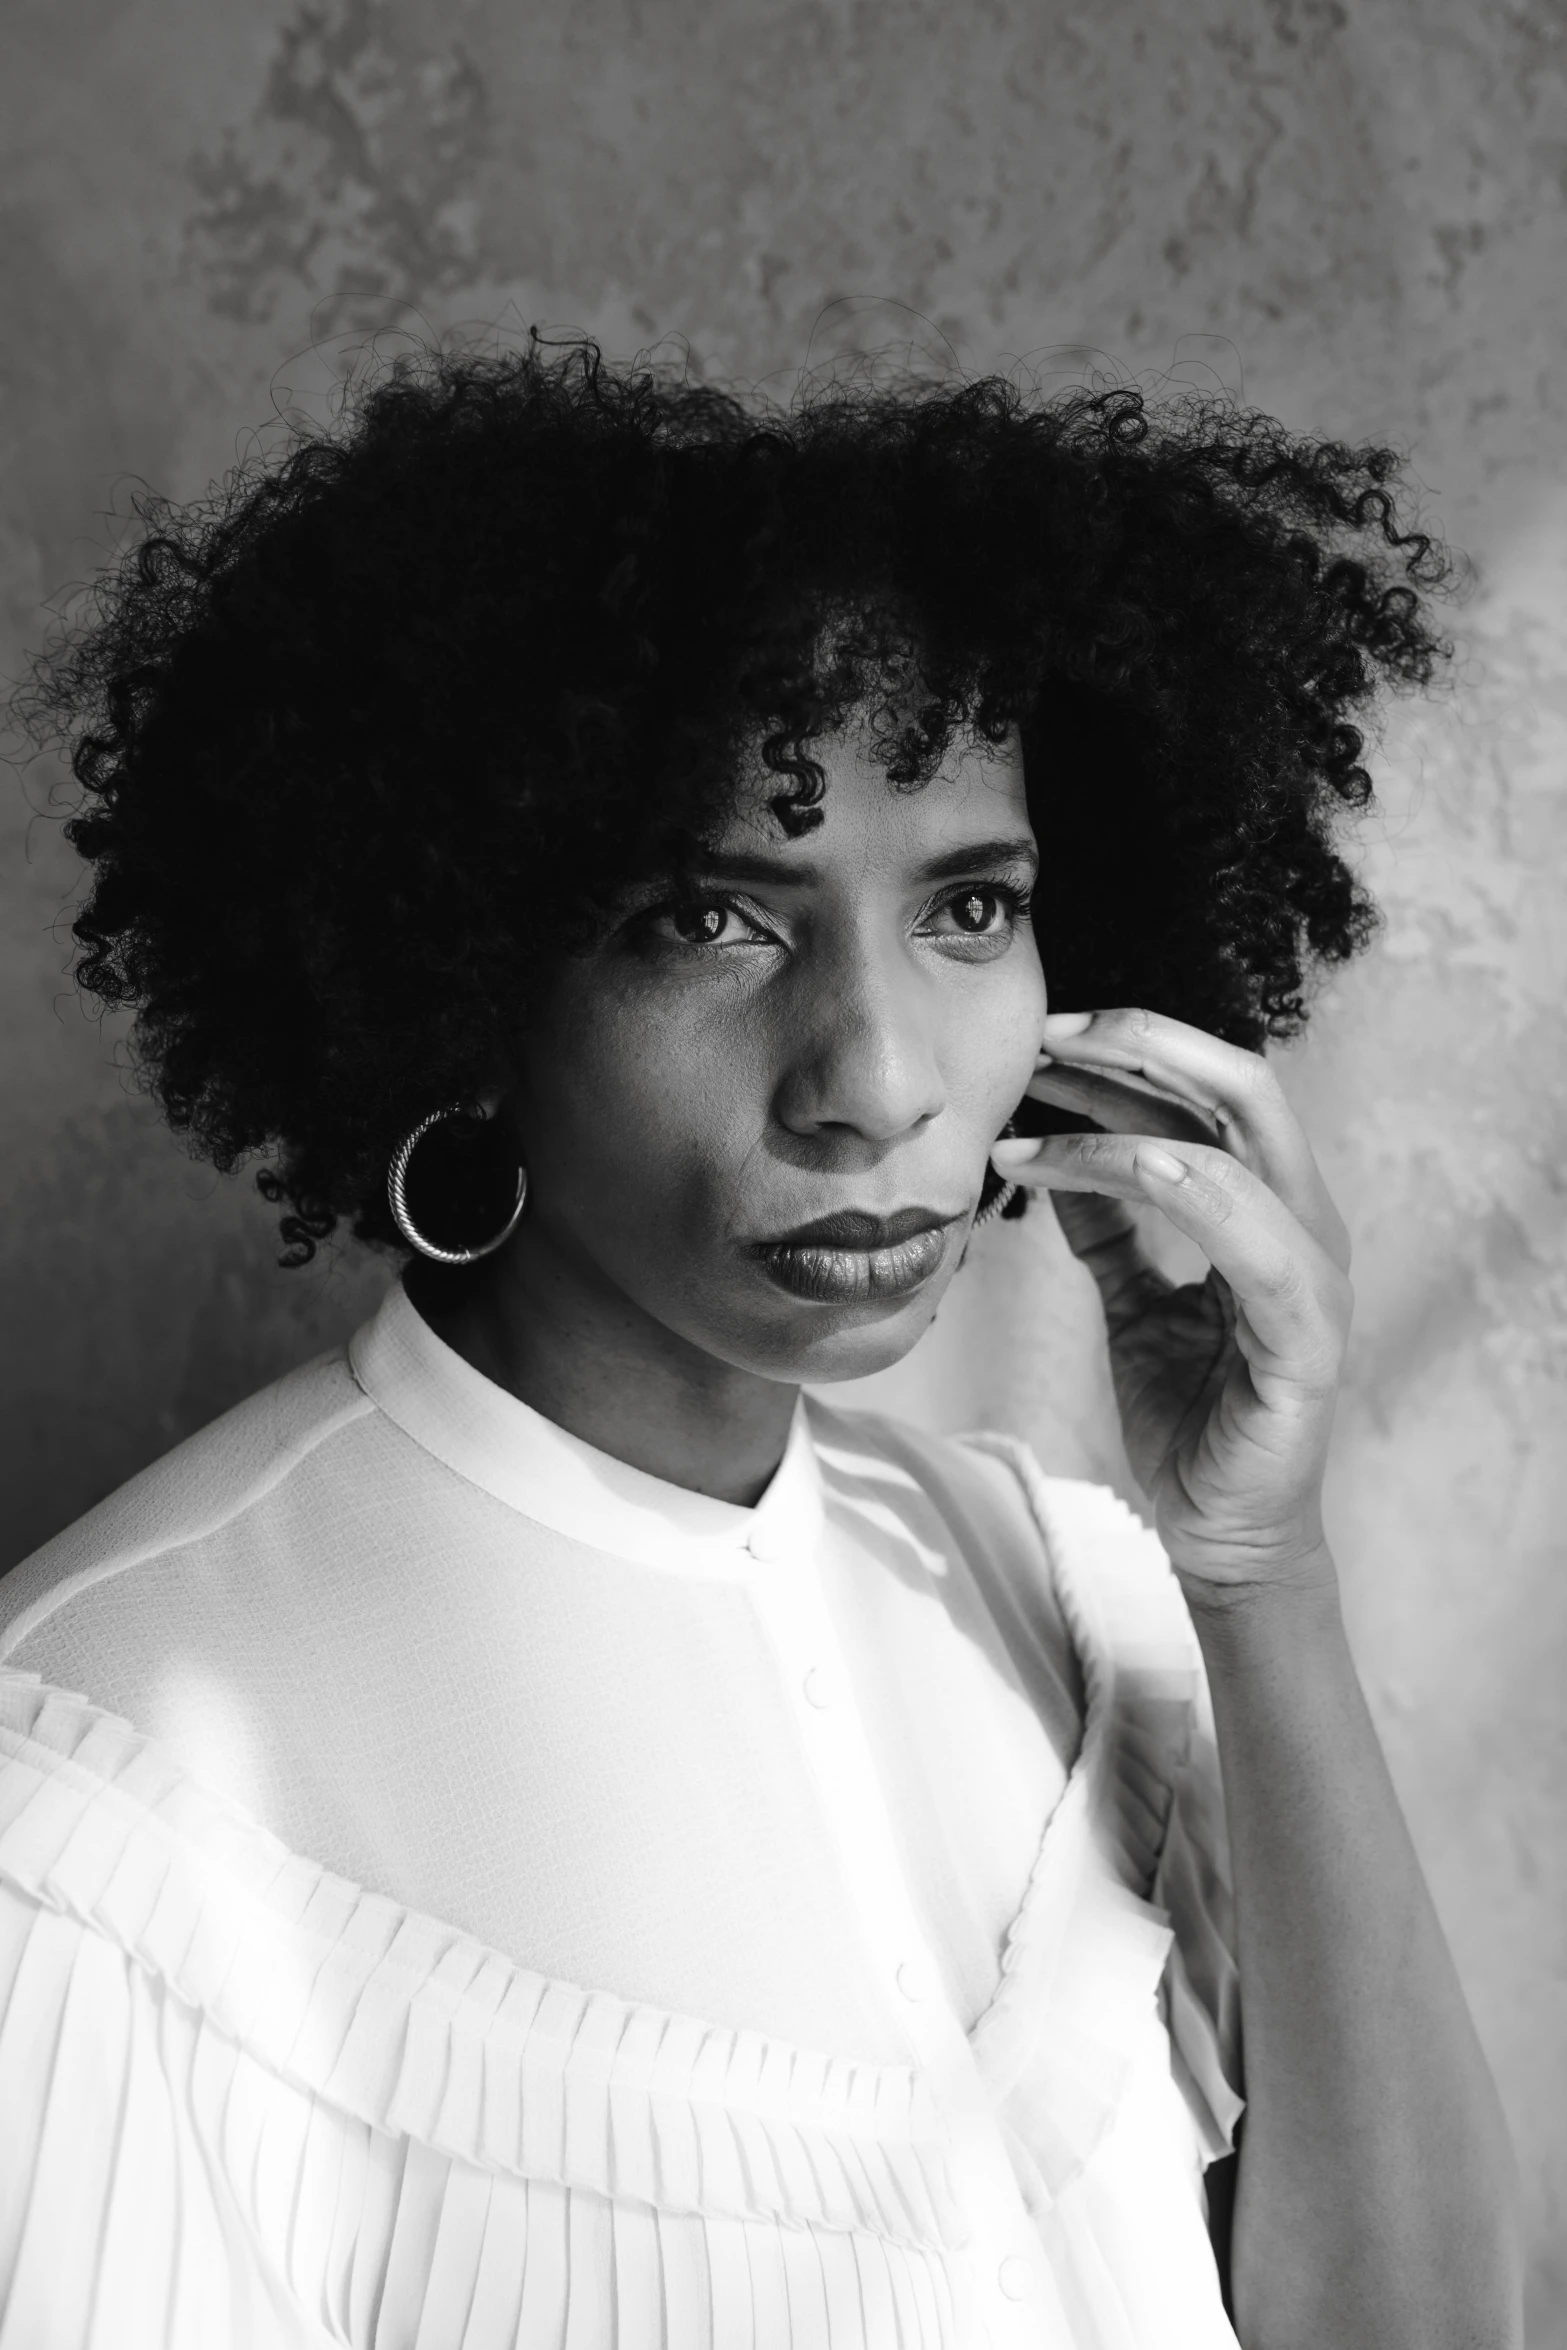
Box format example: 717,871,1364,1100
348,1278,824,1576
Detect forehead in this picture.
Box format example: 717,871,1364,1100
713,720,1031,865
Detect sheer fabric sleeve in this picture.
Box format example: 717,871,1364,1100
1153,1666,1245,2166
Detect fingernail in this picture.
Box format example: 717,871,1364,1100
1136,1144,1187,1184
990,1137,1042,1168
1041,1011,1094,1038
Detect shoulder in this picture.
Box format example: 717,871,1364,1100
0,1344,374,1662
804,1391,1044,1529
803,1398,1209,1727
803,1394,1167,1591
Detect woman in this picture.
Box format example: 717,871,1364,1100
0,345,1519,2349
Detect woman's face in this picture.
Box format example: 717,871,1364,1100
511,718,1047,1385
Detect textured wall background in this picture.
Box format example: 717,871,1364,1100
2,0,1564,2331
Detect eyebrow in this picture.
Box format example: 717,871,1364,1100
682,835,1041,888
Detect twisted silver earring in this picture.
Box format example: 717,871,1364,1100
387,1101,527,1265
972,1119,1021,1229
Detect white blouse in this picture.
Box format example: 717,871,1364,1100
0,1279,1243,2350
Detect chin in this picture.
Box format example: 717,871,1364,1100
732,1286,949,1386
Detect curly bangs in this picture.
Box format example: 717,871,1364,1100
19,338,1457,1263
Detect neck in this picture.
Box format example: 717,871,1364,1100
403,1231,799,1509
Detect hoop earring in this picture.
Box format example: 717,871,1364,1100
386,1101,528,1265
972,1118,1020,1229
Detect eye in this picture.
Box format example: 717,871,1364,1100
673,902,733,944
922,879,1031,943
950,887,1007,934
648,895,776,951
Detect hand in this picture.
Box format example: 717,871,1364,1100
990,1007,1354,1600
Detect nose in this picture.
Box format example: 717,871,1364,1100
773,946,947,1146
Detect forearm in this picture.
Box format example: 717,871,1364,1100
1188,1564,1521,2350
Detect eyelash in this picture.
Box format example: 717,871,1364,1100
649,876,1034,953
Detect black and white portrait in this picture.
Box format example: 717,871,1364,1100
0,4,1558,2344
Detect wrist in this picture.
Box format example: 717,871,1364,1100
1176,1545,1343,1641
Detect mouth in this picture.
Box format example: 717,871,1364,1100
750,1205,963,1305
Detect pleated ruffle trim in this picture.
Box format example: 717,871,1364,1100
0,1672,967,2255
0,1463,1241,2259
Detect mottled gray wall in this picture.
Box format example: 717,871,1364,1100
3,0,1564,2331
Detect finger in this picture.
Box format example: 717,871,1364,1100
1036,1009,1350,1271
1023,1062,1221,1149
994,1129,1350,1392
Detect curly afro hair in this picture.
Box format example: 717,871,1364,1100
20,337,1456,1265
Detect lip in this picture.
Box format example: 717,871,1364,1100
759,1205,953,1249
750,1205,962,1305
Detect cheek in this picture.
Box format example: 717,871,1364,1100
521,984,766,1236
959,944,1047,1114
